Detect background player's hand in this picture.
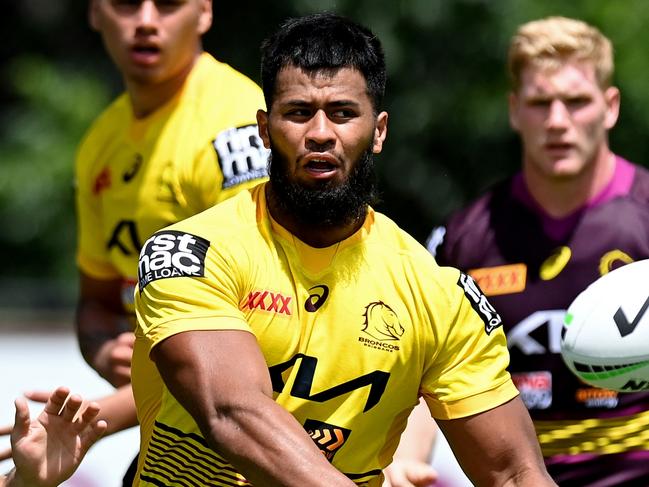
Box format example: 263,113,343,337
93,331,135,387
20,390,92,422
382,459,438,487
8,386,107,487
0,422,12,461
0,391,63,462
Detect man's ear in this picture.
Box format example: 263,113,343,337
197,0,213,35
372,111,388,154
508,92,520,131
603,86,620,131
89,0,100,31
257,109,271,149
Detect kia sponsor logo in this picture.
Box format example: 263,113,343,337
138,231,210,291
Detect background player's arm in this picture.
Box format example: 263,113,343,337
153,329,356,487
76,273,134,387
436,397,555,486
383,398,437,487
91,385,137,435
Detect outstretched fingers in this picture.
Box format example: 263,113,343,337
59,394,83,423
43,386,71,416
0,412,15,461
77,401,107,453
12,397,32,439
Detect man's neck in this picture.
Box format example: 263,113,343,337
126,54,199,119
523,149,616,218
265,185,366,248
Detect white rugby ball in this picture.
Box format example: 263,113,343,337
561,259,649,392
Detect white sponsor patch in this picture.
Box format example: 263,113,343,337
138,231,210,291
457,272,503,334
213,124,269,189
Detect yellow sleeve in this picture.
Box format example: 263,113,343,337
75,136,120,280
422,268,518,420
181,130,268,214
135,228,250,352
179,70,269,213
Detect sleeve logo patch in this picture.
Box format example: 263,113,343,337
457,272,503,335
468,263,527,297
212,124,269,189
138,231,210,291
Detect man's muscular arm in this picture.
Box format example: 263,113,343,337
153,329,356,487
76,273,134,387
437,397,556,486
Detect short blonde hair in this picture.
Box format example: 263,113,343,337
508,16,614,90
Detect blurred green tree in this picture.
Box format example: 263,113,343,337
0,57,110,305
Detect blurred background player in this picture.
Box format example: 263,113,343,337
74,0,268,483
1,387,106,487
428,16,649,486
77,0,268,386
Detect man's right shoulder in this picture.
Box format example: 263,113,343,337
159,185,264,244
194,54,264,107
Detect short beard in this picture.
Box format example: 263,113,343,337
268,144,379,228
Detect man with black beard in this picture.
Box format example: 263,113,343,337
130,12,555,487
267,142,377,228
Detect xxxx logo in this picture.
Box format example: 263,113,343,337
244,290,292,315
303,419,350,461
93,167,111,195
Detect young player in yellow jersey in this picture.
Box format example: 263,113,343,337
73,0,268,484
77,0,268,388
133,12,556,486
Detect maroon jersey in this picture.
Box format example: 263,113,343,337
428,156,649,483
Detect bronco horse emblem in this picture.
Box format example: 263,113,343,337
361,301,405,341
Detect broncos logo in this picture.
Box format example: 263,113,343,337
361,301,404,341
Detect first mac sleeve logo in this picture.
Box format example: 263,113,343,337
138,230,210,291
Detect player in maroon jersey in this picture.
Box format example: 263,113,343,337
427,16,649,486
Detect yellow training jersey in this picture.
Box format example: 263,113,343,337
133,183,518,486
75,52,268,311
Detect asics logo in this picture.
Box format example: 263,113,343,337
305,285,329,312
123,154,143,182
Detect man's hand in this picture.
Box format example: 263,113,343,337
9,385,138,439
382,459,437,487
0,423,12,461
93,331,135,387
7,386,107,487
